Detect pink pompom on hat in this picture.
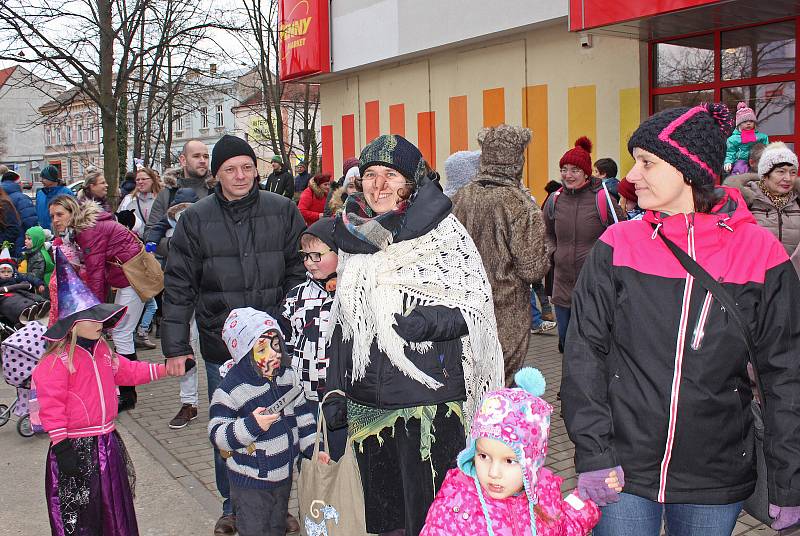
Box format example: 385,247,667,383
735,102,757,128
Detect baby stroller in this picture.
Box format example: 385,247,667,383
0,321,46,437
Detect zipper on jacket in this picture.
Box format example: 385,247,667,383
657,217,695,503
89,351,106,424
690,291,714,351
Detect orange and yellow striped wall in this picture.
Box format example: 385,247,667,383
319,27,643,202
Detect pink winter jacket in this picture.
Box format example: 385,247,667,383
75,211,143,300
420,468,600,536
32,339,165,444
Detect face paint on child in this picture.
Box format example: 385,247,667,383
474,437,525,500
252,330,282,378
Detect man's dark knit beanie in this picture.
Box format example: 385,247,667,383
359,134,427,184
211,134,258,177
627,103,734,187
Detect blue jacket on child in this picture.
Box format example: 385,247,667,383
208,358,316,490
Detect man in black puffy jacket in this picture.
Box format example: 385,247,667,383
161,134,306,536
261,155,294,199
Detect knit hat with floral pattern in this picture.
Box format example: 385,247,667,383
457,368,552,536
627,103,734,187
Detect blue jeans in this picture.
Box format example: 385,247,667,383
554,305,571,351
533,281,552,315
139,297,158,331
530,289,543,329
204,360,232,516
593,493,743,536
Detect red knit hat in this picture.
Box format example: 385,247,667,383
559,137,593,176
314,173,332,185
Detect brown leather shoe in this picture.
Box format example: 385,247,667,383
169,404,198,429
286,513,300,534
213,514,236,536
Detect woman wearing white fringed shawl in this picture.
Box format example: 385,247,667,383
322,134,504,536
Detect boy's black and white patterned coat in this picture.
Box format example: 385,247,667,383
208,359,316,490
282,275,334,402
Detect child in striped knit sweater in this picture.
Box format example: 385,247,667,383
209,307,319,536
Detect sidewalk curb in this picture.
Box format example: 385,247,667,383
118,412,221,517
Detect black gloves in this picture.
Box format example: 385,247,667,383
115,209,136,230
392,305,469,343
52,440,80,477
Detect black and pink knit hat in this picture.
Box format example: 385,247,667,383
628,103,735,186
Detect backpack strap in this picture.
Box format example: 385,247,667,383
544,187,563,221
596,181,619,227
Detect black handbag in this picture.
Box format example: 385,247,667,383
652,226,771,525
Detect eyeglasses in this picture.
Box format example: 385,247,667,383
300,249,331,262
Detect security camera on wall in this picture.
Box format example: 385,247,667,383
579,33,593,49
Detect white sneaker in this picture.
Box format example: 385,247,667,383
531,320,557,334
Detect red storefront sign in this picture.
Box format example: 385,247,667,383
569,0,720,31
279,0,330,81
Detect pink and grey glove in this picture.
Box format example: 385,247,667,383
770,504,800,530
577,466,624,507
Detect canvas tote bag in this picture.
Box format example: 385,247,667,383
113,230,164,301
298,390,368,536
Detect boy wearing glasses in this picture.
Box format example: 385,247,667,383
209,307,319,536
282,217,347,460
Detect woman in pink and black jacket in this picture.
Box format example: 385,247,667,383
49,195,146,411
561,103,800,535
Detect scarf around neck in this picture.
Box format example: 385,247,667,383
341,192,409,250
330,214,505,429
758,179,793,210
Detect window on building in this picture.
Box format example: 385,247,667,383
56,127,62,145
175,110,184,132
77,122,83,143
653,90,715,113
216,104,224,127
721,20,796,81
298,128,314,146
653,35,715,88
46,128,52,146
721,82,795,135
200,106,209,129
66,124,72,144
89,123,95,142
651,17,800,147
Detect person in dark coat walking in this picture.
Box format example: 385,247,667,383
161,134,306,536
261,155,294,199
35,164,74,232
0,170,37,254
293,160,311,196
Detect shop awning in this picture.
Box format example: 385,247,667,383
570,0,800,39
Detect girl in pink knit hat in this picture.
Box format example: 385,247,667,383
724,102,769,175
420,368,615,536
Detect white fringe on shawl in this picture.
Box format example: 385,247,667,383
330,214,505,428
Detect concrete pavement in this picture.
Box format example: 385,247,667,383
0,330,780,535
0,377,216,535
